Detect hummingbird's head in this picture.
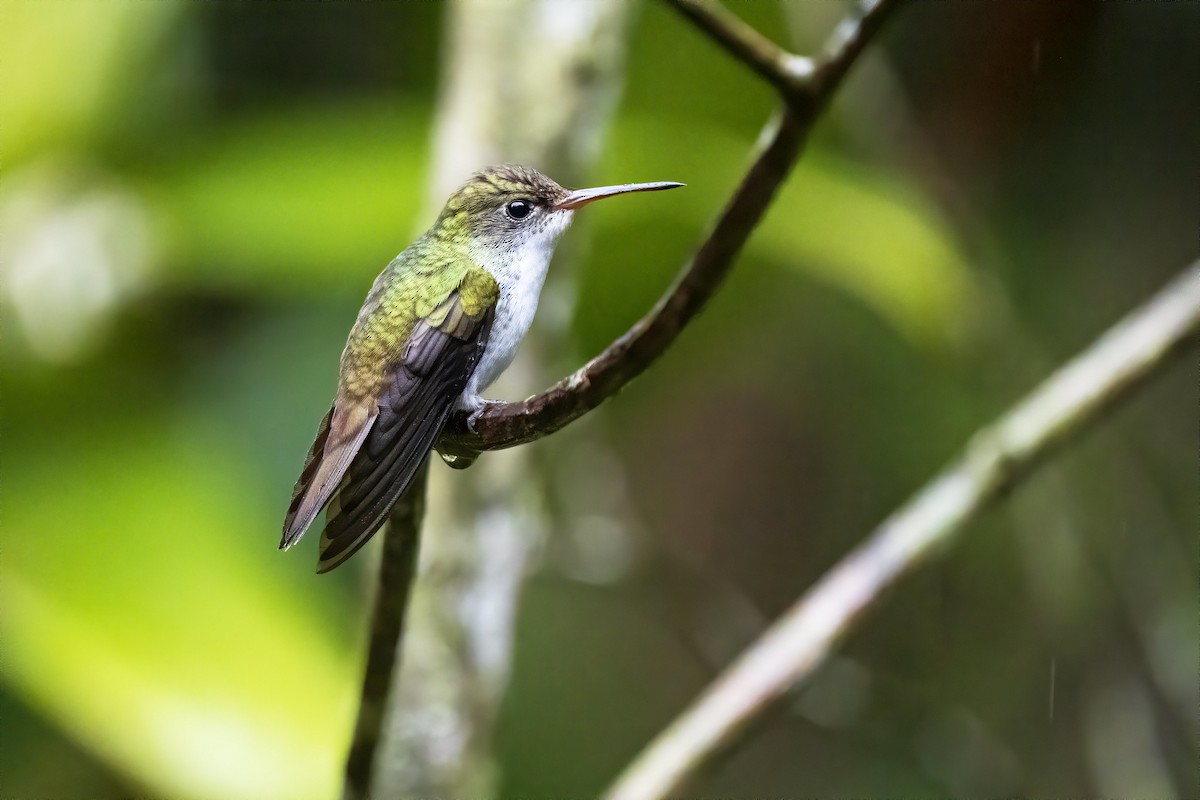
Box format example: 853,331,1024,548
433,164,683,270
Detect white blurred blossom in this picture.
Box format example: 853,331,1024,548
0,160,155,361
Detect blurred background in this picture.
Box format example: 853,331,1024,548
1,1,1195,798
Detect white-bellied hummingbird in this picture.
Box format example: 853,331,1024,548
281,164,683,572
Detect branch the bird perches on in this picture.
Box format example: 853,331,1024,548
437,0,898,457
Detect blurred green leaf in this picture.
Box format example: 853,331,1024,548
592,116,982,349
0,426,354,800
143,104,432,293
0,1,179,165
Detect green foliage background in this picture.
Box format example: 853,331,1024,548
1,2,1194,798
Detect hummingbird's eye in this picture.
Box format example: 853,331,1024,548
505,199,533,220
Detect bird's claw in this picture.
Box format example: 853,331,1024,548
459,395,490,434
466,404,487,434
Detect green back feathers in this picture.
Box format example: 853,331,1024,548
340,237,497,400
339,165,563,400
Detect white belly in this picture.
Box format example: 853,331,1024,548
460,230,559,401
467,282,539,394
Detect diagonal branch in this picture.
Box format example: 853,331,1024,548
438,0,901,458
602,262,1200,800
439,106,805,456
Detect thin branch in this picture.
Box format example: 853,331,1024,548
659,0,898,103
811,0,897,100
438,0,900,458
603,263,1200,800
343,463,429,800
664,0,802,96
439,107,804,456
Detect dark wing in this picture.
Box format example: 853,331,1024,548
315,293,493,573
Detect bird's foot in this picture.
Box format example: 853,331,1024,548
458,394,490,433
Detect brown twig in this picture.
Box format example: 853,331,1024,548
664,0,803,95
438,0,900,458
603,263,1200,800
343,463,428,799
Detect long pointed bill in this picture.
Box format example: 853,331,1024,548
553,181,684,211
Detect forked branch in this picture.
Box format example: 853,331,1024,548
438,0,899,457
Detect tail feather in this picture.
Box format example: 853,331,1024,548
315,403,448,573
280,401,377,549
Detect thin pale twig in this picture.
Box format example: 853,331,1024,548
343,463,429,800
602,263,1200,800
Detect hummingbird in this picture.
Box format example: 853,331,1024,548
281,164,683,572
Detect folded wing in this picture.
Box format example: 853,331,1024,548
314,291,494,572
